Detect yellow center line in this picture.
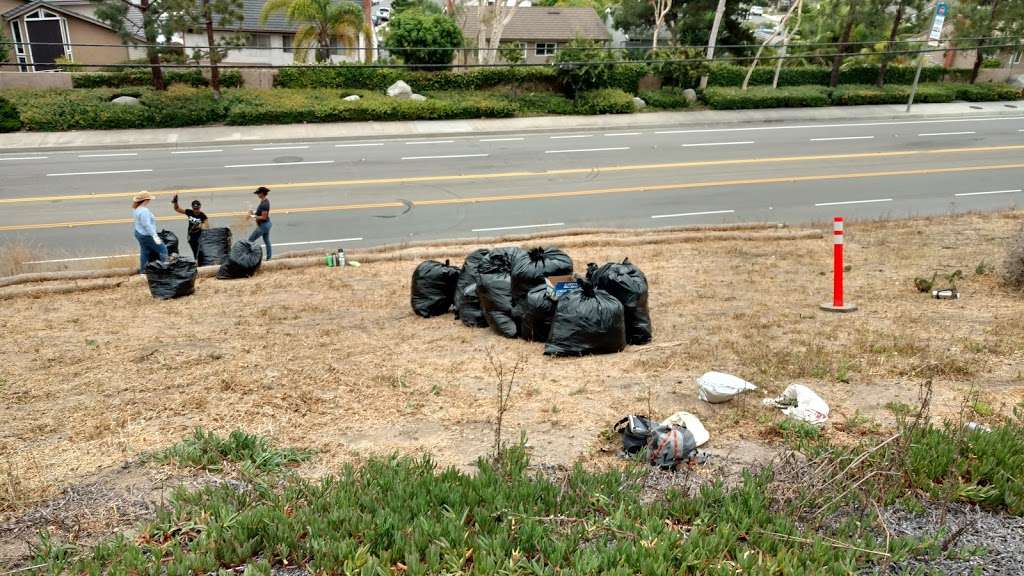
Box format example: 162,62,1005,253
2,161,1022,233
2,144,1024,205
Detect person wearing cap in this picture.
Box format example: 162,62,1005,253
248,186,272,260
132,191,167,274
171,194,209,259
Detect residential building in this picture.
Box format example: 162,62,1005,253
456,6,610,65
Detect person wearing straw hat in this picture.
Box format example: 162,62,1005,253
248,186,272,260
132,191,167,274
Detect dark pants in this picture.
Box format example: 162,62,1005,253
135,231,168,273
188,234,201,261
248,221,272,260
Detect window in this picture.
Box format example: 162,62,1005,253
281,34,294,53
10,21,25,56
246,33,271,49
535,42,556,56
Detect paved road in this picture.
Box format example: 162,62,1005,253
1,114,1023,266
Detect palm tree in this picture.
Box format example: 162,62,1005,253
260,0,363,63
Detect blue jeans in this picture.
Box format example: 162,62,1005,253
248,221,272,260
135,231,168,273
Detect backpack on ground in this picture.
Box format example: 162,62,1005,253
613,415,655,455
647,424,698,470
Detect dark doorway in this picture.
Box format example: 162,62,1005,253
26,19,65,71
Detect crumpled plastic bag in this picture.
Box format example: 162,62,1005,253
660,411,710,447
762,384,830,426
697,371,758,404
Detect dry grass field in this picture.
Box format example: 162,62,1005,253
2,211,1023,533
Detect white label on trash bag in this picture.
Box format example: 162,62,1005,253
762,384,830,426
661,411,710,447
697,371,759,404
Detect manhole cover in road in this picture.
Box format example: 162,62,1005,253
273,155,303,163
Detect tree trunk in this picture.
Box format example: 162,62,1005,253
363,0,373,63
877,0,905,88
318,30,330,63
477,6,489,65
829,8,855,88
699,0,727,90
140,0,165,90
970,38,987,84
204,0,220,99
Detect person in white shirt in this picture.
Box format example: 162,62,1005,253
132,191,167,274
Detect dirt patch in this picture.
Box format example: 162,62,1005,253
1,211,1023,520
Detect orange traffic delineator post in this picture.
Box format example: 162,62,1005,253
820,216,858,313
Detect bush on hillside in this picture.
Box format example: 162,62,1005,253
704,85,830,109
638,86,691,109
0,95,21,132
648,48,706,88
71,68,242,89
383,10,462,69
573,88,635,114
554,39,646,95
274,65,558,91
706,63,947,88
952,82,1022,101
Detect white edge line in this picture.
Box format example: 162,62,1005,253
78,153,138,158
815,198,893,207
335,143,385,147
918,131,977,136
605,132,642,136
651,116,1024,135
405,140,455,145
550,135,593,139
651,209,735,219
275,237,364,247
25,254,132,264
480,137,525,142
252,145,310,151
472,222,565,233
681,141,755,147
224,160,334,168
402,154,489,160
954,189,1022,197
809,136,875,142
544,147,630,154
0,156,48,161
172,149,224,154
47,169,153,176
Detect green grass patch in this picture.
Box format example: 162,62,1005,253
149,428,313,473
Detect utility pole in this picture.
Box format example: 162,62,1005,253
699,0,727,91
907,1,946,112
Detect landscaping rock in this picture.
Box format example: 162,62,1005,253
342,94,361,102
386,80,413,99
683,89,698,104
111,96,141,106
410,93,427,101
632,97,646,109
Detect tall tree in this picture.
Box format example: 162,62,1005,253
362,0,372,63
260,0,363,63
650,0,673,48
476,0,527,65
93,0,179,90
954,0,1024,83
384,9,461,68
169,0,244,99
877,0,926,87
613,0,752,52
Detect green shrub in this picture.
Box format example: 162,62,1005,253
706,63,945,88
982,57,1003,69
274,65,558,92
912,83,958,103
648,48,706,88
150,428,312,473
951,82,1022,101
829,84,911,106
638,86,692,109
0,95,20,132
704,85,830,110
383,10,462,69
555,39,648,95
70,68,243,89
573,88,635,115
9,86,227,130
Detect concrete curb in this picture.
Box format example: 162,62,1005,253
1,100,1022,152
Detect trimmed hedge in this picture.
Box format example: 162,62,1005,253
275,65,559,91
704,86,831,110
224,89,518,125
638,87,692,109
705,63,948,88
71,69,243,89
0,95,20,132
953,82,1022,101
573,88,635,115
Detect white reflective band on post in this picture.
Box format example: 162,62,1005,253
834,221,844,232
834,234,844,245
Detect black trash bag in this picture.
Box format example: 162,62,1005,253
454,248,489,319
145,257,198,300
158,229,179,256
197,227,232,267
476,248,524,338
588,258,653,345
410,259,460,317
458,282,488,328
511,246,573,312
217,240,264,280
518,283,557,342
544,281,626,357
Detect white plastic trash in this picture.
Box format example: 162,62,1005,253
762,384,830,426
697,371,759,404
661,411,710,447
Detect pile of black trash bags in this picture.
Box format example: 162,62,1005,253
410,246,652,356
144,234,263,299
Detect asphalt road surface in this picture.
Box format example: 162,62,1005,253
1,114,1023,265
